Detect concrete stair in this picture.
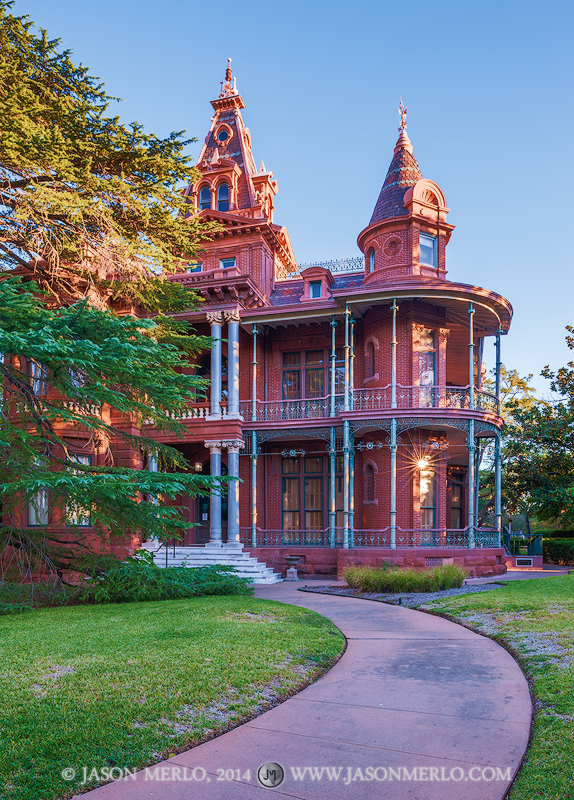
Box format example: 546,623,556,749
139,541,283,585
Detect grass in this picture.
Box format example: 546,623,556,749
422,575,574,799
343,563,467,593
0,595,345,800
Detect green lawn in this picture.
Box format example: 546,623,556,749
0,595,345,800
423,576,574,800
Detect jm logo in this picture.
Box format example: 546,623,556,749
257,762,285,788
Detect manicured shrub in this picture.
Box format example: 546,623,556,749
344,563,467,593
542,539,574,565
539,530,574,539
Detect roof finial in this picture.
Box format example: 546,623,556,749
219,58,237,98
398,98,407,132
394,97,413,154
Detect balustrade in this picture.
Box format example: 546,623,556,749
237,386,499,422
240,527,500,549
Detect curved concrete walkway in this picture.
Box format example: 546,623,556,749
77,583,531,800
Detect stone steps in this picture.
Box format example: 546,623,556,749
139,542,283,584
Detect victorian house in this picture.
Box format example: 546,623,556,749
141,62,512,580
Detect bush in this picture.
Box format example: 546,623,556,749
344,563,467,594
541,530,574,539
0,551,253,613
82,551,253,604
542,539,574,565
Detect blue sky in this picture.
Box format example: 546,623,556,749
17,0,574,393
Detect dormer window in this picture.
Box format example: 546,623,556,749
220,257,236,269
310,281,322,300
420,233,437,266
217,182,230,212
199,186,211,210
369,249,375,273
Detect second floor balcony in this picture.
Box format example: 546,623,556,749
238,385,499,423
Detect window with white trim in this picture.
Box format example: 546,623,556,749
67,454,92,526
420,234,437,266
310,281,322,299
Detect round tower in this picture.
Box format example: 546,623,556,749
358,101,454,284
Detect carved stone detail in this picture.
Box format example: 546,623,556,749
206,311,224,325
223,309,241,323
221,439,245,453
204,440,222,453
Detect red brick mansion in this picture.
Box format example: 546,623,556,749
144,62,512,579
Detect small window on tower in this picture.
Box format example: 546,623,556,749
187,262,202,273
369,249,375,273
420,234,437,266
220,257,236,269
199,186,211,210
217,182,230,212
310,281,322,299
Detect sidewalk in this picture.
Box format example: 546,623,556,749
76,582,531,799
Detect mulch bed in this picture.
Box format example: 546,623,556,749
299,583,504,608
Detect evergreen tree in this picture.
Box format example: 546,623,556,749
0,3,223,580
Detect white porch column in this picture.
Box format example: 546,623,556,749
207,312,223,418
223,439,244,547
224,309,241,419
205,440,222,546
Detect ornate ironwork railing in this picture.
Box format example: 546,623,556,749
351,386,499,415
287,257,364,278
240,527,500,549
238,395,343,422
239,528,333,547
238,386,498,422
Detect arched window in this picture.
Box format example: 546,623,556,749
217,182,230,212
199,186,211,210
364,464,375,502
369,249,375,273
365,341,375,379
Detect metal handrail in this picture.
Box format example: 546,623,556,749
238,386,499,421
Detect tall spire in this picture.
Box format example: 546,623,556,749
369,100,422,224
219,58,237,98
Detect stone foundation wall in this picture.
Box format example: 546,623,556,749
248,547,338,579
247,547,507,580
337,548,507,580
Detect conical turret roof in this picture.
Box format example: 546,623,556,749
370,114,422,224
